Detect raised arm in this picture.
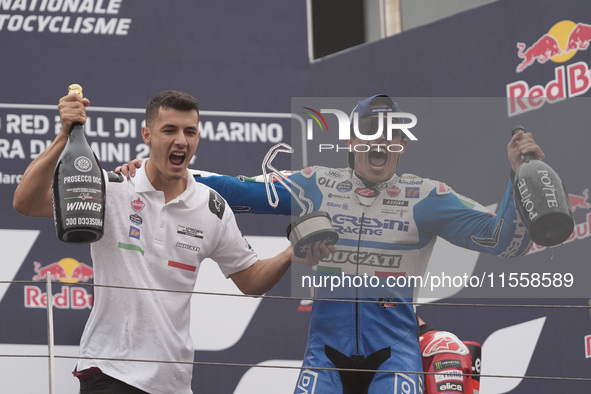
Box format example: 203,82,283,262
13,92,90,217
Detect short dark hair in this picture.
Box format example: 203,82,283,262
145,90,200,127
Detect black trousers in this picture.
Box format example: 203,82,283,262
79,372,148,394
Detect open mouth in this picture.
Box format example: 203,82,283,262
368,150,387,169
169,152,186,166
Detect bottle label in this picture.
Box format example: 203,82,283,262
53,153,105,243
537,170,559,208
61,173,104,224
74,156,93,172
513,160,574,246
517,178,539,220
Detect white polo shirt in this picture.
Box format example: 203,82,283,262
77,161,258,394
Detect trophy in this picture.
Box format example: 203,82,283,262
262,143,339,258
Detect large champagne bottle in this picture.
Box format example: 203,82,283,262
52,84,105,244
512,125,573,246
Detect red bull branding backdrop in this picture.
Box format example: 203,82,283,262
507,20,591,117
1,0,591,392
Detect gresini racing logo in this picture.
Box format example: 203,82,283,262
332,214,410,236
323,250,402,268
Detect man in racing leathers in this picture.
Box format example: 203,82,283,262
119,95,543,393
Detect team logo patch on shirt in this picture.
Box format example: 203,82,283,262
387,184,401,197
405,187,420,198
177,225,204,239
336,180,353,193
129,226,140,239
175,242,200,252
130,214,143,226
131,197,145,212
383,199,409,207
209,190,225,220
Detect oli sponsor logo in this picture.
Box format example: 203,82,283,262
508,20,591,116
26,258,93,309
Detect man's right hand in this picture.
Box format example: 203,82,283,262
295,242,337,267
57,92,90,136
115,159,143,179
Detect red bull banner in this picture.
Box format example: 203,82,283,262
508,20,591,115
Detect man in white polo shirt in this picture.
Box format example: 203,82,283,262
13,89,334,394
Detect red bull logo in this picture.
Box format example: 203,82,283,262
516,21,591,73
32,257,93,283
26,257,94,309
568,188,590,212
516,34,562,72
507,20,591,116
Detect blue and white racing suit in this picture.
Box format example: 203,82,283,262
194,166,531,394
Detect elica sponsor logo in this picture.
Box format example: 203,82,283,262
437,381,464,392
301,106,417,153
